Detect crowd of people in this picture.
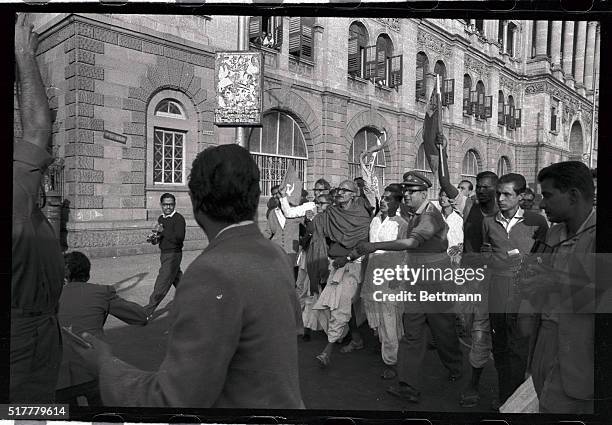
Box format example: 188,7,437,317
12,14,597,414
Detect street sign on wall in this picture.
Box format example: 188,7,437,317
214,51,264,127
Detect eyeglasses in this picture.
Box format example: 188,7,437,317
337,188,355,194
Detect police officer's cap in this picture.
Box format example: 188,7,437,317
402,171,432,191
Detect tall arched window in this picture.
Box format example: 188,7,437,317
153,99,187,184
414,143,439,198
349,128,386,186
461,149,480,186
249,16,283,50
249,111,308,197
434,60,447,82
497,156,511,176
375,34,393,87
348,22,368,78
416,52,429,101
475,80,486,118
498,90,505,125
463,74,472,114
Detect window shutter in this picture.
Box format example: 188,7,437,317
443,79,455,105
551,108,557,131
274,17,283,48
416,62,425,100
514,108,522,128
505,104,512,128
364,45,377,81
463,97,470,114
484,95,493,118
498,103,506,125
376,44,387,82
300,19,313,60
249,17,262,41
389,55,403,88
507,105,516,129
348,35,360,76
288,17,301,56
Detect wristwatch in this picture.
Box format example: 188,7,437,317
346,255,352,262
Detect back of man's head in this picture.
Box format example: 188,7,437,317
498,173,527,195
537,161,594,202
189,144,260,223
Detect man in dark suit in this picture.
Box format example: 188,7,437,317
56,251,148,405
73,144,304,408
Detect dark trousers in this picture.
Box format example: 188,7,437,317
10,315,62,402
397,312,463,391
490,313,532,403
147,251,182,311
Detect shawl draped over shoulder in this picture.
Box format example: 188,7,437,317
306,197,371,293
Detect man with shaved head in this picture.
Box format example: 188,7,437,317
309,179,372,367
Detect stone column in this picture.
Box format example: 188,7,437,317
502,20,509,53
584,21,597,93
562,21,575,87
574,21,587,91
535,20,549,58
551,21,563,72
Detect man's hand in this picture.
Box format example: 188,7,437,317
70,332,114,373
435,132,447,150
15,14,39,57
519,263,561,310
356,241,376,256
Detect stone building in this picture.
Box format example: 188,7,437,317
20,14,599,257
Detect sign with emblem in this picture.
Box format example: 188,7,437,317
214,51,264,127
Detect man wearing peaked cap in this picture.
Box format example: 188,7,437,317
357,169,463,403
402,171,433,191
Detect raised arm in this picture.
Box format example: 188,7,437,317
435,133,459,200
15,14,51,151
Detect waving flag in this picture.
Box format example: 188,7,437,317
281,162,303,206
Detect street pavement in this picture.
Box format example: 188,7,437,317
90,250,499,412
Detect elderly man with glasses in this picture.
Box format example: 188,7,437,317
309,180,372,367
357,171,463,403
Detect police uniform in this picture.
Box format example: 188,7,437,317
390,172,463,402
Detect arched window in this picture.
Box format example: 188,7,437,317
498,90,505,125
434,60,447,82
249,111,308,197
414,143,439,198
289,17,315,61
348,22,368,78
497,156,511,176
375,34,393,87
461,149,480,186
475,20,484,35
475,80,486,118
348,128,386,186
506,95,516,129
416,52,429,101
152,99,188,184
463,74,472,114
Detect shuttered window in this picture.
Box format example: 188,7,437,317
289,17,314,61
348,22,368,78
416,52,429,101
249,16,283,50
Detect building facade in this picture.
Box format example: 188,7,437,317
19,14,599,257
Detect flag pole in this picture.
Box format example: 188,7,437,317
436,75,446,178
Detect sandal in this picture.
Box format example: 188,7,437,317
459,391,480,408
340,340,364,353
381,367,397,380
316,353,330,368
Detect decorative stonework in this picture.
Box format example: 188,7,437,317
417,30,452,58
464,55,490,78
373,18,401,33
500,75,519,94
524,80,592,118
